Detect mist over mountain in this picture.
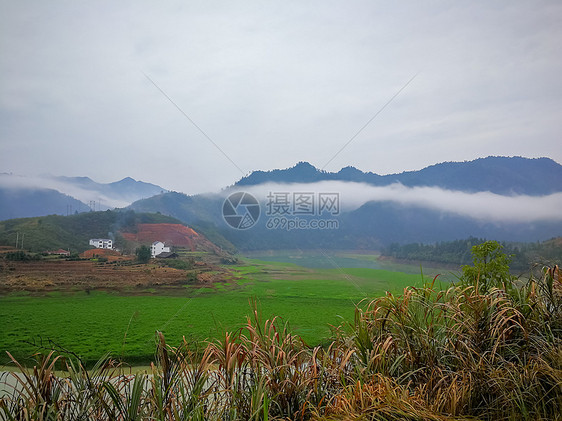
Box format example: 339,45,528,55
2,156,561,247
128,156,562,250
129,193,562,251
0,173,167,220
50,176,166,204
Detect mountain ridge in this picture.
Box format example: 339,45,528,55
235,156,562,195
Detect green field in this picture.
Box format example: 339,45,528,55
0,256,446,366
244,249,458,275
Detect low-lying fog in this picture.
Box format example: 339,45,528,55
233,181,562,223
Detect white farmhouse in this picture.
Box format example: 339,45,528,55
151,241,171,258
89,238,113,249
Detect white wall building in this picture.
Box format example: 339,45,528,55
89,238,113,249
151,241,170,258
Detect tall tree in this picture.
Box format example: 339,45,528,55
135,245,151,263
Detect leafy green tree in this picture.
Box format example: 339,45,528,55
135,245,151,264
461,240,515,292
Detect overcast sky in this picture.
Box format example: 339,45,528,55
1,1,561,195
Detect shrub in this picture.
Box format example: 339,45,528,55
460,240,516,292
135,245,151,264
162,258,193,270
4,251,41,261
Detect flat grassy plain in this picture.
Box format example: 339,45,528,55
0,255,444,366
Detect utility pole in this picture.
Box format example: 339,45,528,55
15,232,19,249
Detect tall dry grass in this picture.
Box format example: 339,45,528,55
1,243,561,420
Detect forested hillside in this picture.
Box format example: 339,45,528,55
0,210,180,253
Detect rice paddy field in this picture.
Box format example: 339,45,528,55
0,252,454,366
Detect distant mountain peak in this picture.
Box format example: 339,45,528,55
338,166,362,174
236,161,323,185
293,161,317,169
234,156,562,196
116,177,136,183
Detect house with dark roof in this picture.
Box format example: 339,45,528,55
151,241,170,258
155,251,178,259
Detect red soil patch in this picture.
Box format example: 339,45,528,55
121,224,217,252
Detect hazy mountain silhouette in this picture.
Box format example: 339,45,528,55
236,156,562,195
0,187,88,221
53,176,166,202
0,173,166,220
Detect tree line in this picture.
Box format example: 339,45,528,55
382,236,562,272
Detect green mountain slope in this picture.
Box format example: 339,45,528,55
0,210,181,253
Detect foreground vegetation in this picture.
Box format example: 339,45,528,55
1,242,561,420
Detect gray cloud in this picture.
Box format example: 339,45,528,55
233,181,562,223
1,1,561,195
